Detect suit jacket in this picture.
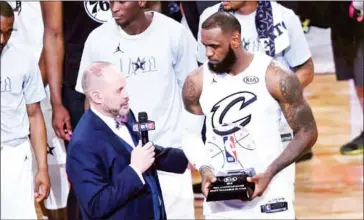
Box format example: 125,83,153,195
66,109,188,220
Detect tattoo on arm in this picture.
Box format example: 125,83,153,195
182,69,203,115
271,62,317,139
265,62,318,177
184,75,198,105
279,67,302,104
293,58,314,88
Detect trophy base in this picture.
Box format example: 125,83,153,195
206,168,256,202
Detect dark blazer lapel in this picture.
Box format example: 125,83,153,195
89,110,133,155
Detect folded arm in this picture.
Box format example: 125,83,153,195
66,140,144,219
266,61,318,178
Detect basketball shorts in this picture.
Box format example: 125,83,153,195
41,86,69,210
332,34,364,87
44,165,69,210
1,140,38,219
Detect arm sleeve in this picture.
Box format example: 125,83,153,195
24,56,46,104
181,112,211,170
129,164,145,184
153,145,189,174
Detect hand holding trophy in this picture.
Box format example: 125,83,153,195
203,124,258,202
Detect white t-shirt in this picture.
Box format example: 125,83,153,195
197,3,311,70
75,12,198,149
7,1,44,59
1,44,46,145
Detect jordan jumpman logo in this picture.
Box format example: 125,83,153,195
114,43,124,54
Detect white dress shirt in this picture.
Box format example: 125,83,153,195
91,106,145,184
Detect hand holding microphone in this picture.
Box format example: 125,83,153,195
131,112,156,173
131,141,155,173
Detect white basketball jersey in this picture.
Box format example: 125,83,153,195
200,53,294,217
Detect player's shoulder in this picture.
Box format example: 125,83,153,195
153,12,186,34
187,65,204,82
4,43,34,58
266,58,294,82
153,11,179,25
200,3,221,23
152,12,195,43
86,19,116,42
276,2,299,22
2,44,38,67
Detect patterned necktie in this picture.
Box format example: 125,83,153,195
115,115,128,129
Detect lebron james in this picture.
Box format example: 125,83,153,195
182,12,318,219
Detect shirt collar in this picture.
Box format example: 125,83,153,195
90,105,120,130
0,43,11,59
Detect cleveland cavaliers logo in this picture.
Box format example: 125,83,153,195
84,1,112,23
211,91,257,136
207,92,258,170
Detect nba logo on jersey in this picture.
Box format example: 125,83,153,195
223,136,238,163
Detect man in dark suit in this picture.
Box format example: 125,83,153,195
66,61,189,220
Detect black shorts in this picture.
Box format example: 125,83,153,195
331,34,364,87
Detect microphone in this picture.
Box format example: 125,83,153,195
134,112,155,145
134,112,165,161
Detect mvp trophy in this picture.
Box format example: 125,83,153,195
206,126,257,202
206,168,256,202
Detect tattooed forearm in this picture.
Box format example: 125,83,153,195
279,99,317,136
267,100,318,177
265,61,318,177
272,62,315,133
278,70,316,135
